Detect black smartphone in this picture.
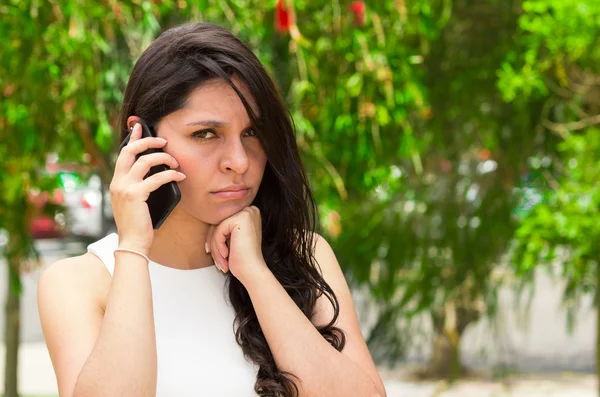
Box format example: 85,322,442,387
118,119,181,229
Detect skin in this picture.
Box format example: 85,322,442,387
38,76,386,396
132,76,268,272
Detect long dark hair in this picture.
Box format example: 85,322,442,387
118,22,345,396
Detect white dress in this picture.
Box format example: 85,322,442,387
87,233,260,396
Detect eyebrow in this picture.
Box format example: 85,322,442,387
186,120,231,128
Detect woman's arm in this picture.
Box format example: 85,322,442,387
38,251,157,397
244,234,387,397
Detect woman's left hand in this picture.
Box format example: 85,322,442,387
205,205,269,287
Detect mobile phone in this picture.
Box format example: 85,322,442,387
118,119,181,229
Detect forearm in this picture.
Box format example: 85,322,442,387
73,252,157,397
245,267,382,397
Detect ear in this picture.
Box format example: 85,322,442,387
126,116,141,131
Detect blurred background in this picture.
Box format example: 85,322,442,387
1,0,600,396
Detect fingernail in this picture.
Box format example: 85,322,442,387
177,172,186,179
213,260,223,273
205,242,210,253
156,137,167,142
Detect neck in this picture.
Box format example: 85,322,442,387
147,206,214,270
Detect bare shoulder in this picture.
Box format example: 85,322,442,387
37,252,111,396
310,232,337,269
38,252,111,309
309,232,347,291
308,232,350,326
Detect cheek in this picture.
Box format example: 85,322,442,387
178,156,213,188
249,143,268,170
169,141,212,173
169,146,214,194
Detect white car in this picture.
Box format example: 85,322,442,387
59,172,115,242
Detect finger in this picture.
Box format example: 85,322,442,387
128,121,143,143
245,206,259,220
212,257,224,273
242,207,261,233
252,206,261,219
205,225,214,254
139,169,186,197
214,222,232,260
214,251,228,273
212,224,230,273
115,136,168,175
207,225,223,272
211,243,228,273
251,206,262,227
114,122,142,174
129,152,179,180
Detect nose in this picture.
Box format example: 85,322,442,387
219,137,250,174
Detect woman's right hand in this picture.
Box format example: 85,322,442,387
109,122,186,255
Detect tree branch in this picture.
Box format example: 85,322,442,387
542,113,600,138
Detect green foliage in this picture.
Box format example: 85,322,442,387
502,0,600,319
513,128,600,310
498,0,600,102
7,0,600,373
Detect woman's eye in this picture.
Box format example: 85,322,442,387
191,130,216,139
245,128,258,137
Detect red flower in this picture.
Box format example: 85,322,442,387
275,0,292,33
349,1,366,27
479,148,491,161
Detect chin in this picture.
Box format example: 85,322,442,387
197,199,256,225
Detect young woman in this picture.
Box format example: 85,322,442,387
37,22,386,397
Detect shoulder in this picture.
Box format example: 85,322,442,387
38,252,111,311
39,251,111,290
308,232,351,324
309,232,344,283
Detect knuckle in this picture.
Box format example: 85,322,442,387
124,188,137,200
122,143,135,154
138,156,150,167
109,181,122,195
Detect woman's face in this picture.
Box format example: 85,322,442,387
155,77,267,225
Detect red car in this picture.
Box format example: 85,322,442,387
28,188,67,239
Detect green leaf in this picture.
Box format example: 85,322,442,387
346,73,363,97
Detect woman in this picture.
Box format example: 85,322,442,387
37,22,386,397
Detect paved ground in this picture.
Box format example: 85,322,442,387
379,367,597,397
2,342,597,396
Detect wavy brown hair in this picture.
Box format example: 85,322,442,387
118,22,345,396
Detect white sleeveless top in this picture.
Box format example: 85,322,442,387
87,233,260,396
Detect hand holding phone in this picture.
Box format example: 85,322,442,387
111,119,184,253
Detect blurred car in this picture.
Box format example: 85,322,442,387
28,158,114,242
27,187,68,239
62,172,114,242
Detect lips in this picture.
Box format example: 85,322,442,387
211,186,249,199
